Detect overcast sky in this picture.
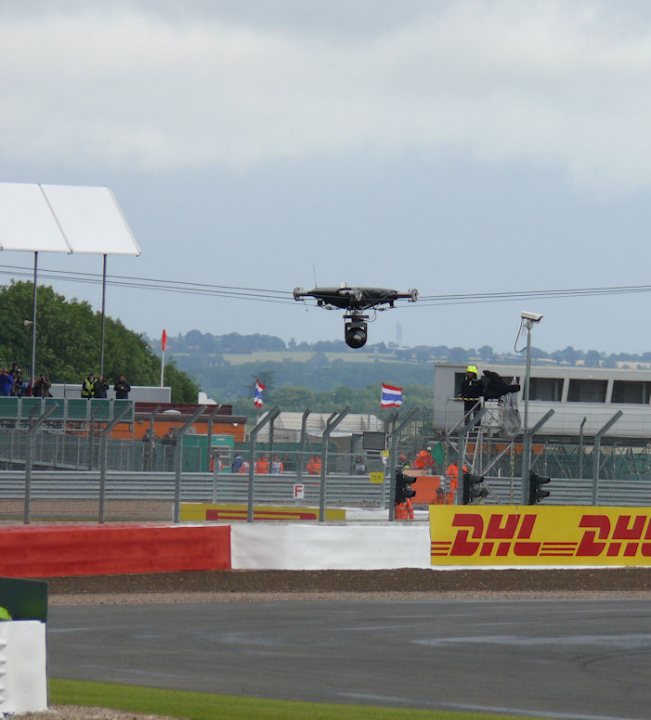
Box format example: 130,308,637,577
2,0,651,354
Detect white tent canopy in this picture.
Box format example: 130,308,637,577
0,182,140,381
0,183,140,255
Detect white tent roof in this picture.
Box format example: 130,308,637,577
0,182,140,255
0,183,70,252
254,411,384,442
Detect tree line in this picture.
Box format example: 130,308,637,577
0,282,198,402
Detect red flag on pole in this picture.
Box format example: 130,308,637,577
161,329,168,352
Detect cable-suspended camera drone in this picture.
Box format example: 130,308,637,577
293,285,418,348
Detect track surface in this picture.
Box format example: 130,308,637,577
48,595,651,719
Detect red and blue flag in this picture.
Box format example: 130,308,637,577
254,379,266,408
381,383,403,408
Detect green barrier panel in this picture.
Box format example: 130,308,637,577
43,398,65,420
67,399,89,421
0,397,19,419
20,398,43,419
0,577,48,622
90,399,111,421
113,399,134,422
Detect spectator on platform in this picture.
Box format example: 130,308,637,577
10,365,23,397
271,455,284,474
32,375,52,398
81,373,96,399
114,375,131,399
93,375,109,399
0,369,13,397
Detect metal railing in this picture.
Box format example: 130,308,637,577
3,406,651,524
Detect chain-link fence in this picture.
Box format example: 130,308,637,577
3,408,651,524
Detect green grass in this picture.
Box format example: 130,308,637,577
50,678,536,720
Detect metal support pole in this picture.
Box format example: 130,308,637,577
592,411,623,506
520,409,555,504
99,254,107,379
319,408,350,522
98,404,132,523
247,408,281,522
268,415,275,469
578,416,587,479
381,413,398,510
30,251,38,386
521,319,534,490
387,409,419,521
23,404,58,524
296,409,310,482
172,407,207,523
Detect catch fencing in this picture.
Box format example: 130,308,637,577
3,407,651,524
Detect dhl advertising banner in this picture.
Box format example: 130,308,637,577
429,505,651,566
180,502,346,523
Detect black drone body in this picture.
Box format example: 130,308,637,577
293,285,418,348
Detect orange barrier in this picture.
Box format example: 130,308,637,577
411,475,445,505
0,524,231,578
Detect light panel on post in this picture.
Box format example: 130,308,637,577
462,472,488,505
528,471,551,504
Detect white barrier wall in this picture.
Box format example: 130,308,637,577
0,621,47,715
231,524,432,570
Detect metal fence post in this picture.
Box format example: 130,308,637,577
172,407,207,523
387,409,418,521
455,408,487,505
23,405,58,524
520,409,555,504
380,412,399,510
295,409,310,482
319,408,349,522
592,411,623,506
98,404,133,524
247,408,281,522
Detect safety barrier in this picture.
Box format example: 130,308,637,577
0,397,134,423
1,470,650,514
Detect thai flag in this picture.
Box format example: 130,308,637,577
381,383,403,408
254,379,266,408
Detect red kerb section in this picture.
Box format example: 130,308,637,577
0,524,232,577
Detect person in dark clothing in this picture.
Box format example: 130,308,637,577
458,364,484,426
161,429,177,471
32,375,52,398
0,369,13,397
93,375,109,399
114,375,131,399
142,428,156,470
231,454,244,473
10,365,23,397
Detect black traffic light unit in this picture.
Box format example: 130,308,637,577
394,470,417,505
462,472,488,505
528,471,551,504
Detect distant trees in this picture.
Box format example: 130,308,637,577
0,281,198,402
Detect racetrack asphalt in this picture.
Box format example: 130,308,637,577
48,596,651,720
